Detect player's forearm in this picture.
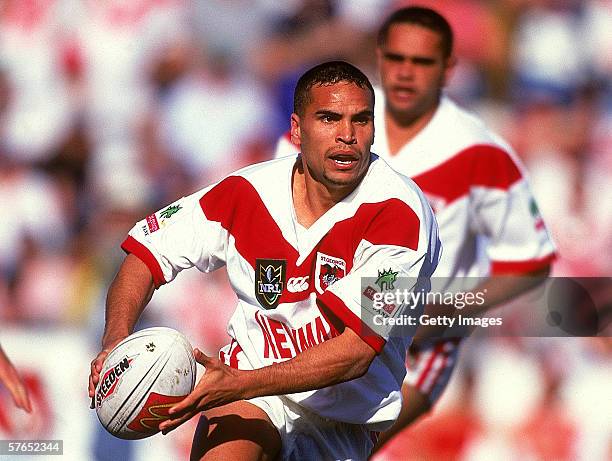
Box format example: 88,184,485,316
413,266,550,343
102,254,155,348
240,327,377,399
462,266,550,317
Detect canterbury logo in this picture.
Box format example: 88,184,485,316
287,276,309,293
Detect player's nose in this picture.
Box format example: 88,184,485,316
397,60,415,80
335,119,356,144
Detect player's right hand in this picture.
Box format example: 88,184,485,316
88,337,125,409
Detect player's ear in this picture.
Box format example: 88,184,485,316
442,54,457,87
290,113,301,146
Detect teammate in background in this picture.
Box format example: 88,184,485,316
0,345,31,412
88,61,441,460
274,7,556,454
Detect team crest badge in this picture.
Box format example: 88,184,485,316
255,259,286,309
315,252,346,294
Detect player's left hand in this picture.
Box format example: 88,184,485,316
160,348,244,434
0,353,32,413
4,371,32,413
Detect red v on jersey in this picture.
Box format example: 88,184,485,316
199,175,420,305
412,144,522,208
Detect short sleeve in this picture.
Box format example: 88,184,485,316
469,148,556,274
121,187,228,287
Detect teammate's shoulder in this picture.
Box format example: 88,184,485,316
440,97,511,148
366,155,429,205
360,158,435,246
436,97,526,166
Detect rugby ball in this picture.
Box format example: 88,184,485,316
95,327,196,439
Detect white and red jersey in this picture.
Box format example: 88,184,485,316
276,93,555,286
121,155,440,430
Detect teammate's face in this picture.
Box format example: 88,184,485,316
291,82,374,191
377,23,454,123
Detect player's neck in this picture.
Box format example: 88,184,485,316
384,104,438,156
291,161,351,228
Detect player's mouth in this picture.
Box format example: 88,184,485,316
391,86,417,102
329,152,360,169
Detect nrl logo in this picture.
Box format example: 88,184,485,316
255,259,286,309
159,204,182,220
376,268,398,291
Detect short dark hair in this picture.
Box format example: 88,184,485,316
293,61,375,116
377,7,453,59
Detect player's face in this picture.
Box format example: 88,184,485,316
377,23,454,123
291,82,374,191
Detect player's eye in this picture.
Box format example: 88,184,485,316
384,52,404,63
353,112,373,125
354,116,372,125
319,114,338,123
413,57,436,66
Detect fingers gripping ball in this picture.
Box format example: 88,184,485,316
95,327,196,439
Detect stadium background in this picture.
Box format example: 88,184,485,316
0,0,610,459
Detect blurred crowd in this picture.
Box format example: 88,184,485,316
0,0,610,460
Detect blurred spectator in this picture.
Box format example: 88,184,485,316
561,338,612,460
251,0,390,137
511,0,587,106
0,156,69,319
69,0,190,144
190,0,286,69
153,43,276,185
582,0,612,98
0,0,75,163
0,57,72,322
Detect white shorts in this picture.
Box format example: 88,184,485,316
404,338,462,404
248,394,377,461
